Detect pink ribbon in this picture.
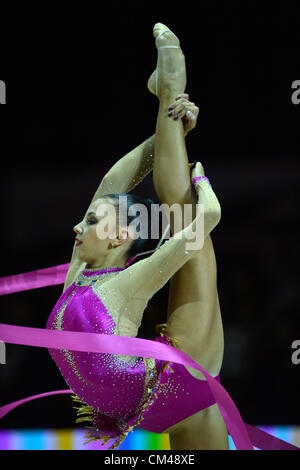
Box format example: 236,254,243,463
0,266,299,450
0,323,299,450
0,264,70,295
0,323,251,449
0,389,74,420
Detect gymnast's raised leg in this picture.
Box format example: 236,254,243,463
151,23,229,450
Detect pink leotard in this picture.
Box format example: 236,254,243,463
46,262,220,449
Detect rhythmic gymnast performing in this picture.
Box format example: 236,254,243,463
1,23,298,452
45,22,226,450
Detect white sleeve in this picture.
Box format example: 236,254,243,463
116,178,221,302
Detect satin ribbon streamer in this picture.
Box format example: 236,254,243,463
0,263,70,295
0,266,299,451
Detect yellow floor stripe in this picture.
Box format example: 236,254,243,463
56,428,73,450
161,433,171,450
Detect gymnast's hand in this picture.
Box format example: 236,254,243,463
168,93,200,137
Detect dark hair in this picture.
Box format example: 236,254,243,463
101,193,164,264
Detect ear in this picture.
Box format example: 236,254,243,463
116,228,131,246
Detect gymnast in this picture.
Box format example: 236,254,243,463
46,22,228,450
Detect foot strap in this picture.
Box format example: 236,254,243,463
158,46,180,50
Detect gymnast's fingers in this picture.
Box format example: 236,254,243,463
168,94,189,110
168,99,199,121
176,103,197,121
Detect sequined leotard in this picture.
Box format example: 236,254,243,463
46,170,221,449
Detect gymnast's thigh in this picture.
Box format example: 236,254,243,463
166,403,229,450
164,237,224,380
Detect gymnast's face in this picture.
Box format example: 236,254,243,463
73,197,131,266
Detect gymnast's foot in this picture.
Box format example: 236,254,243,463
147,22,187,100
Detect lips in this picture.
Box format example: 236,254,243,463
75,238,83,246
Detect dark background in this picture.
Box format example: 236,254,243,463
0,1,299,429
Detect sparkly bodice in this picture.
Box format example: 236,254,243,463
46,264,159,431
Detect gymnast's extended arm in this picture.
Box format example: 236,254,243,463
62,135,155,290
115,175,221,306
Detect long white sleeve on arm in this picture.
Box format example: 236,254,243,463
116,178,221,304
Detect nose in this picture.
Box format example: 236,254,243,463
73,224,83,235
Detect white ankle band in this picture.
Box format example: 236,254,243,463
158,46,180,50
